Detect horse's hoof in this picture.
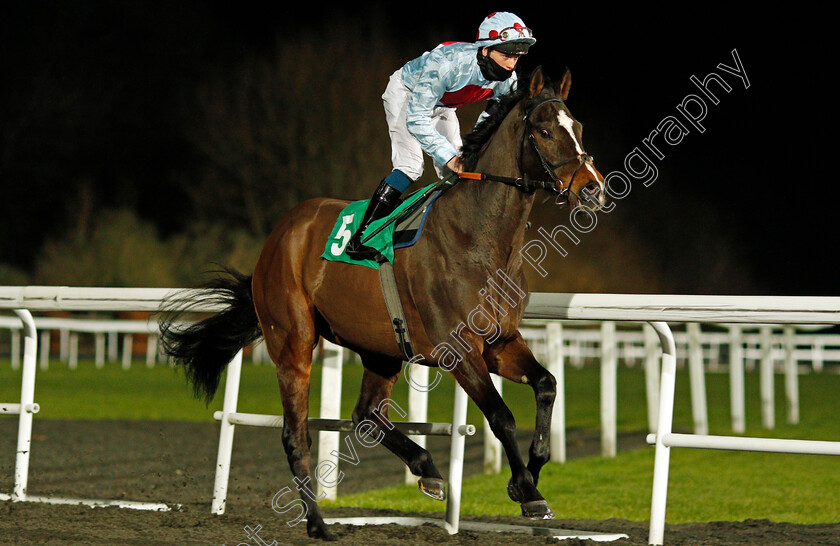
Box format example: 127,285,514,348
307,521,337,541
520,499,554,520
418,477,446,501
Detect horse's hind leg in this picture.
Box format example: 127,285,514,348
353,357,446,501
486,335,556,487
259,304,334,540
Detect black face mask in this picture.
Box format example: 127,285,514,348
477,48,514,82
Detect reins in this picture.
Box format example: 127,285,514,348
457,171,559,194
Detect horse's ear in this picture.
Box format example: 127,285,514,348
556,68,572,101
528,66,545,98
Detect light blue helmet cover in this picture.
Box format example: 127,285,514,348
475,12,536,54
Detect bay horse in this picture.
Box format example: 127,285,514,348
160,66,605,540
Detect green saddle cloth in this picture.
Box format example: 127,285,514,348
321,182,437,270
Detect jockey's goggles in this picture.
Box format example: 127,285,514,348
497,25,533,41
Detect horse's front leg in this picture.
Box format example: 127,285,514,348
448,333,554,520
485,334,557,487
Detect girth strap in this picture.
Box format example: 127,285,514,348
377,261,414,360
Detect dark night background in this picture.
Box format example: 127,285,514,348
0,2,835,295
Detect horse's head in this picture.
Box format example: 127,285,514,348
521,67,606,210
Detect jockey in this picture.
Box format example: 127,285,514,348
345,12,536,260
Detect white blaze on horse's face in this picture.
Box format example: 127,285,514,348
556,109,606,207
556,110,583,155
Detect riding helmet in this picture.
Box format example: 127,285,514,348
475,12,536,55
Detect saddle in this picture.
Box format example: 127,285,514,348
321,181,447,269
321,179,455,360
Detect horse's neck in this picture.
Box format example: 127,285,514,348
433,111,535,267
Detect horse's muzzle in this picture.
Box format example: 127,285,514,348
567,181,607,212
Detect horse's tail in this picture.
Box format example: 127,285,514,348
159,268,263,404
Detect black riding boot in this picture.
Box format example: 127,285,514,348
345,180,403,260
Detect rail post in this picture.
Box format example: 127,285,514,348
547,321,566,462
729,325,746,433
12,309,39,501
647,321,677,546
600,321,617,457
210,349,244,515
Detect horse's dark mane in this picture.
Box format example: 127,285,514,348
460,73,553,170
460,85,526,170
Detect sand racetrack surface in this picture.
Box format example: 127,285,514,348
2,420,838,545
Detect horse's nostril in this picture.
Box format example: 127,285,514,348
583,182,600,198
579,182,605,208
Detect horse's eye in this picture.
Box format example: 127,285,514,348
539,129,551,139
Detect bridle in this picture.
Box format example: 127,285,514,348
522,96,594,197
460,95,594,199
